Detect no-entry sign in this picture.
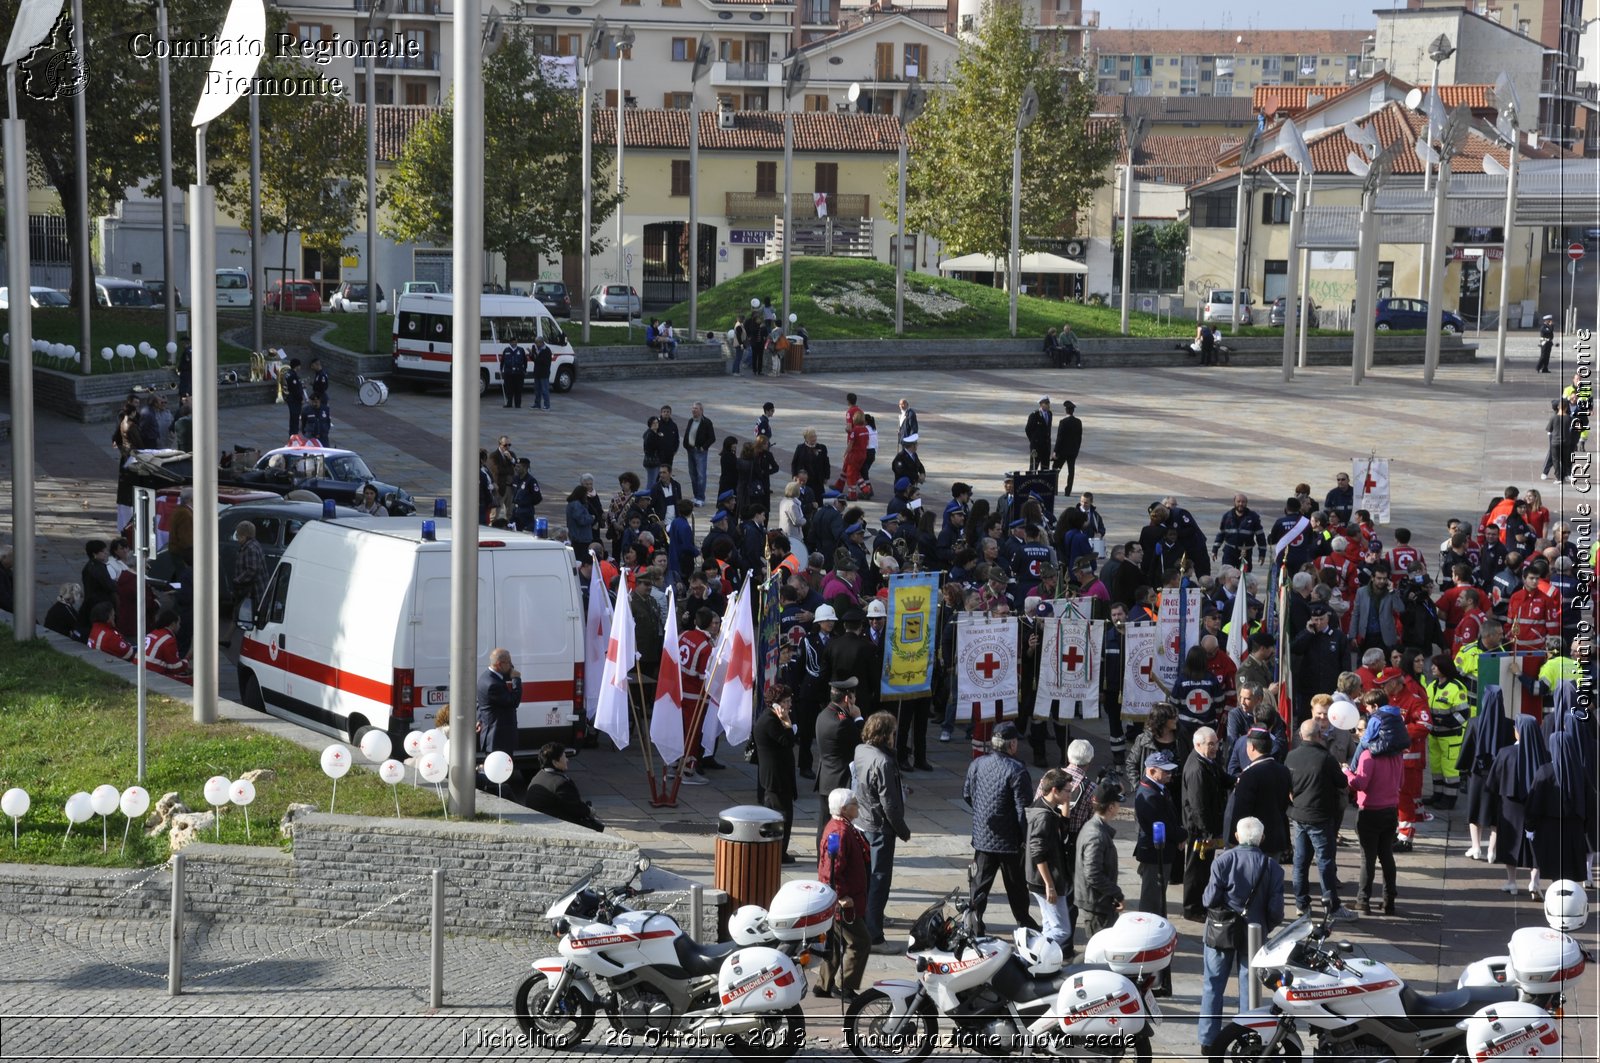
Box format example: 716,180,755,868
1569,242,1587,261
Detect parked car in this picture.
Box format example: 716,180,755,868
1374,297,1463,333
1268,296,1319,328
217,498,360,606
0,285,70,309
95,277,156,308
1202,287,1253,326
227,446,415,515
141,280,183,308
330,281,388,314
216,267,253,308
400,280,439,296
533,280,572,318
588,284,641,321
264,279,324,312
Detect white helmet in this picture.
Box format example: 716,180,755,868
1012,927,1064,975
813,604,838,623
729,904,772,946
1544,879,1589,932
866,599,887,618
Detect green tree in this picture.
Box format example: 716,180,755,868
209,59,366,291
889,1,1116,260
1113,219,1188,292
381,28,619,262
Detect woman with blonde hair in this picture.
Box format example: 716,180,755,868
779,480,807,560
44,583,86,642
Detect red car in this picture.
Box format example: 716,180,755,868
264,279,324,312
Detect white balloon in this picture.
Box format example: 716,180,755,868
117,344,134,358
378,759,406,785
90,784,121,817
788,312,798,323
1,787,29,818
750,297,761,309
166,341,178,355
100,347,114,361
418,752,448,784
119,786,150,818
419,728,444,754
359,730,392,763
229,778,256,806
483,750,514,784
203,775,232,806
64,792,94,824
402,730,425,757
320,743,352,779
726,328,738,342
1328,701,1361,731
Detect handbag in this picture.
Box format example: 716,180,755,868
1203,854,1270,952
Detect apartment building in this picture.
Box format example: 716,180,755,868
1087,29,1371,99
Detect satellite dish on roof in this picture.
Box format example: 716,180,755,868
847,82,861,103
1346,152,1370,177
1343,119,1378,154
1413,135,1440,167
1404,87,1424,112
1481,155,1508,177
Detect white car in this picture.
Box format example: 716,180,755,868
331,281,388,314
1202,288,1253,326
0,285,70,309
216,267,253,308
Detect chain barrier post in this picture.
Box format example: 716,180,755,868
168,852,185,996
430,868,445,1009
689,882,704,941
1247,921,1263,1009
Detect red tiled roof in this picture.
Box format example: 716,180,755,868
1133,134,1238,184
592,108,904,152
1090,28,1369,56
345,104,437,163
1253,81,1495,118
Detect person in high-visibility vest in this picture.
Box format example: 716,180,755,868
1422,655,1472,811
1454,618,1507,695
1534,635,1585,696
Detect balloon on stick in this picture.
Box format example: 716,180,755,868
483,751,514,818
378,759,405,817
229,778,257,840
119,786,150,855
321,744,351,813
63,792,93,849
359,730,392,763
203,775,231,839
2,788,29,846
417,752,449,819
90,785,120,852
402,731,425,788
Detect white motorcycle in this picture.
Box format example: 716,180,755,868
1214,914,1520,1061
514,859,835,1060
1457,878,1591,1012
843,891,1173,1062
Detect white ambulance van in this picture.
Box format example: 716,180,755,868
236,518,584,756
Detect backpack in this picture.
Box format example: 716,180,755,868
1365,710,1410,757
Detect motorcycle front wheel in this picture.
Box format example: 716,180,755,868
723,1005,807,1062
842,989,938,1063
1212,1023,1302,1063
513,972,596,1049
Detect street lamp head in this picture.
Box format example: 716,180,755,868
1427,33,1455,63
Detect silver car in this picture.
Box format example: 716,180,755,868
588,284,641,320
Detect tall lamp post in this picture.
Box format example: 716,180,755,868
1489,71,1523,385
190,0,269,723
1230,127,1262,336
1278,117,1313,383
1117,113,1145,336
579,18,608,343
365,0,387,354
156,0,176,350
249,89,262,355
1010,84,1038,338
894,80,927,336
1424,105,1470,386
1344,130,1400,386
614,23,635,336
688,34,712,341
780,55,809,328
1418,34,1454,300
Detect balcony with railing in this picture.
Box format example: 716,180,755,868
711,60,778,86
355,0,441,10
1038,6,1098,28
355,49,441,70
727,191,870,218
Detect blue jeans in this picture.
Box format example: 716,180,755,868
1292,819,1342,911
687,449,709,503
863,830,895,941
1032,890,1072,947
1198,947,1247,1049
533,375,550,409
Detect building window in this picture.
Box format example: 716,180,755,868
756,161,777,196
814,162,838,195
743,91,767,109
663,91,692,109
804,93,829,111
875,42,895,79
1169,80,1178,89
1119,69,1130,82
904,43,923,78
1215,76,1232,95
805,0,830,21
1261,56,1280,76
1191,193,1237,228
1261,192,1291,224
1132,56,1152,76
404,82,429,105
1099,55,1116,74
671,160,691,196
1133,78,1151,95
672,37,693,61
1179,78,1196,95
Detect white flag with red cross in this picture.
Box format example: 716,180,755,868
649,587,685,767
715,576,757,747
1037,617,1103,716
955,615,1019,722
593,566,636,749
1121,622,1165,717
1352,457,1391,524
583,552,613,721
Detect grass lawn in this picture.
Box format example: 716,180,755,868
5,308,255,371
0,627,453,868
653,258,1352,341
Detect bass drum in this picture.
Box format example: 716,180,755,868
358,378,387,406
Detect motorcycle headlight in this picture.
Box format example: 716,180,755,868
551,918,569,937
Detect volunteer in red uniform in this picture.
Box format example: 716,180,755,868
1377,668,1431,851
86,601,135,662
677,607,718,778
1504,568,1558,718
1450,588,1490,656
1387,528,1424,577
143,609,192,685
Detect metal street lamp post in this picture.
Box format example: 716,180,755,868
1118,114,1145,336
580,19,607,343
615,24,634,340
70,0,91,371
3,46,36,637
1424,105,1470,386
249,90,262,355
1230,128,1262,336
894,80,926,336
365,0,387,354
1490,72,1523,385
688,34,712,341
1345,133,1400,385
780,55,809,329
1011,84,1039,338
157,0,176,351
1419,34,1454,300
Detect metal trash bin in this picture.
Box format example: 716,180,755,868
714,805,786,933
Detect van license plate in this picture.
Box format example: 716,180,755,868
425,687,449,705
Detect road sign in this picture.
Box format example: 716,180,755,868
625,251,635,270
1568,242,1586,261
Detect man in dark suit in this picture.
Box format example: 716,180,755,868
754,683,800,862
1025,398,1052,472
1224,731,1294,856
819,608,881,716
814,677,863,832
1052,400,1083,496
476,647,522,763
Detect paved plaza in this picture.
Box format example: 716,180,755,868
2,337,1598,1060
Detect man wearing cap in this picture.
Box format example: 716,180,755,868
814,677,864,832
964,722,1041,934
1214,494,1267,571
1291,604,1347,726
808,489,846,561
1051,401,1083,496
936,505,968,565
1537,314,1555,373
886,480,919,525
1134,749,1186,920
891,437,925,489
281,357,305,437
896,398,919,447
794,603,839,779
821,607,880,716
1026,398,1053,472
700,508,735,569
945,483,973,530
509,458,542,532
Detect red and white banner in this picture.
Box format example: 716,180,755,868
1121,622,1165,717
650,587,685,766
1037,617,1103,717
955,615,1019,721
1353,457,1391,524
583,551,613,721
1155,587,1202,689
715,576,757,747
594,566,635,749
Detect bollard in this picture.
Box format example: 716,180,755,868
1246,921,1263,1009
430,868,444,1009
689,883,704,942
168,852,185,996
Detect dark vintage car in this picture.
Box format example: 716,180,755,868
234,446,416,515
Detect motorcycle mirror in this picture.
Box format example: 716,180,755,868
1337,941,1355,953
636,856,651,873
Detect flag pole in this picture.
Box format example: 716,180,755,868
667,684,716,805
631,669,658,800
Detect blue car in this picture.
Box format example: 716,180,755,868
1374,297,1463,333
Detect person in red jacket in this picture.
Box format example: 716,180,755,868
1451,589,1490,656
86,601,135,662
837,411,871,501
816,787,870,1001
1504,567,1559,718
143,609,192,685
1377,668,1432,851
